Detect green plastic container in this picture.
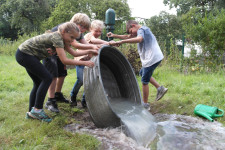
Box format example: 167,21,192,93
194,104,224,122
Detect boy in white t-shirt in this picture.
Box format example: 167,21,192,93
108,20,168,110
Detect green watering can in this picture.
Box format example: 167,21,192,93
194,104,224,122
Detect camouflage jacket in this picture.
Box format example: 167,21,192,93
19,32,64,60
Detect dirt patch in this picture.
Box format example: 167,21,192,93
70,102,97,129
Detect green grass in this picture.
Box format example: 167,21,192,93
147,65,225,120
0,55,100,150
0,33,39,56
0,55,224,149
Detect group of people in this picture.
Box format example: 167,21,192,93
16,13,168,123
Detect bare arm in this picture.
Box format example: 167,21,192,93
119,36,143,44
109,36,143,47
90,36,109,45
64,45,98,57
107,32,131,40
56,47,95,67
71,39,99,50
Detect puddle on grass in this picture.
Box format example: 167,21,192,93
65,113,225,150
152,114,225,150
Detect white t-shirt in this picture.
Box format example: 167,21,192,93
74,32,95,61
137,26,164,67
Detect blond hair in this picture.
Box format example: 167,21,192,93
90,20,105,30
70,13,91,30
58,22,80,34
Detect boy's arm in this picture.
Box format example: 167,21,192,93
107,32,130,40
56,47,94,67
119,36,143,44
90,36,109,45
64,45,98,57
71,40,99,50
110,36,143,47
78,38,101,58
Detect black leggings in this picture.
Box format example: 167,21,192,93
16,49,52,111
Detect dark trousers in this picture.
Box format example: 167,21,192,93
15,49,52,111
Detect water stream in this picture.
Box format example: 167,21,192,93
109,98,156,147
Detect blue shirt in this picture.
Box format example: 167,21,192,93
137,26,163,67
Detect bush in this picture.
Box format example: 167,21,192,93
181,8,225,66
0,33,38,56
119,43,141,75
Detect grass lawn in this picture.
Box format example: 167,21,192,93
0,55,224,149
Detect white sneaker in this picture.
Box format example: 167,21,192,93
143,103,150,110
155,86,168,101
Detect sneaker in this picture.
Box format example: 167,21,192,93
45,100,60,113
55,92,70,103
25,112,33,119
81,100,87,108
27,108,52,122
70,95,77,107
155,86,168,101
143,103,150,110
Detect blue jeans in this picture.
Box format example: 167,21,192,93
139,61,161,85
70,65,85,102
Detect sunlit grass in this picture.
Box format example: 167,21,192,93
149,64,225,123
0,55,224,149
0,55,100,149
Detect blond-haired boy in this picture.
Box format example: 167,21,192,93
70,19,111,108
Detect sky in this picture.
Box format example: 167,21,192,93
127,0,177,18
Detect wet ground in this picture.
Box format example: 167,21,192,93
65,105,225,150
65,106,147,150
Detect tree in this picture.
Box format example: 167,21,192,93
0,16,19,40
163,0,225,65
145,11,182,53
0,0,55,37
41,0,83,30
163,0,225,16
182,8,225,60
42,0,131,32
0,0,19,39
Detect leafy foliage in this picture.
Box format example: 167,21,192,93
0,0,224,72
42,0,131,31
181,8,225,63
119,44,141,75
0,0,53,35
0,0,130,38
162,0,225,67
0,16,19,40
0,33,38,55
145,11,182,53
163,0,225,16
